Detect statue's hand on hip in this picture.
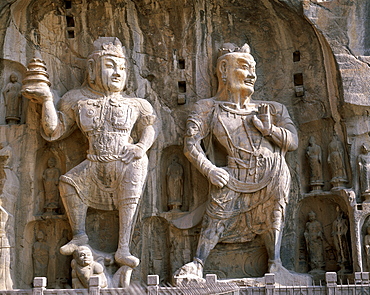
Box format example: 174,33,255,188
121,144,145,164
21,84,53,104
252,103,272,136
209,167,229,188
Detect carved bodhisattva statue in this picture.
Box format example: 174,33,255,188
304,211,325,273
174,43,298,281
306,136,324,191
3,73,22,125
22,37,157,285
358,143,370,202
43,157,61,214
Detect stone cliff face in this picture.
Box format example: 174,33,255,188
0,0,369,288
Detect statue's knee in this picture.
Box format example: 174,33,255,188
59,182,77,198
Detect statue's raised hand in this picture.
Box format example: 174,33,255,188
209,167,229,188
252,103,272,136
22,84,53,104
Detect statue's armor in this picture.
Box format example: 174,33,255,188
47,88,155,210
77,97,139,161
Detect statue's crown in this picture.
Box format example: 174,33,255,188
90,37,125,58
218,43,251,58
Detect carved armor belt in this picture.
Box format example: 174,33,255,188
225,156,277,193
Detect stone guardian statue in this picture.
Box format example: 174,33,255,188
174,43,299,282
22,37,157,287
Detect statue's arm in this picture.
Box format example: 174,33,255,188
22,85,76,141
122,98,157,164
269,104,298,151
184,100,229,188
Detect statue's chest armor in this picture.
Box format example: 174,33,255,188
213,111,262,151
78,98,139,133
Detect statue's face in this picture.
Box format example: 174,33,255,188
10,74,18,83
48,157,56,167
308,213,316,221
77,247,93,267
98,55,126,92
225,53,256,97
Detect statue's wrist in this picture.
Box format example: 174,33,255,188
136,142,145,151
43,96,53,102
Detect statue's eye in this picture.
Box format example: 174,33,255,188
105,63,114,68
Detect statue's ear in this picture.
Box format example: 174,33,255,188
218,59,227,77
88,59,96,83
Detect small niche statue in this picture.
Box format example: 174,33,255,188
2,73,22,125
32,230,50,277
304,211,325,273
332,206,350,272
364,226,370,271
0,199,12,289
328,135,348,189
71,246,107,289
306,136,324,191
358,143,370,202
166,156,184,212
43,157,61,214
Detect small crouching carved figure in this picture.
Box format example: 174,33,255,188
71,246,107,289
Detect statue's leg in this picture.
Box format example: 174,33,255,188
59,181,88,255
114,200,140,268
174,214,225,278
114,157,148,269
261,207,284,272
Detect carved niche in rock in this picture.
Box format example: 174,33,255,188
22,37,158,287
173,43,301,284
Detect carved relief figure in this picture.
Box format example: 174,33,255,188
306,136,324,191
327,135,347,188
304,211,325,273
55,229,71,288
22,37,157,284
2,73,22,125
364,226,370,271
166,156,184,212
32,230,49,277
43,157,61,214
358,143,370,202
332,206,350,272
174,43,298,280
71,246,107,289
0,199,12,289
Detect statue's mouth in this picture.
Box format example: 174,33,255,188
244,79,254,86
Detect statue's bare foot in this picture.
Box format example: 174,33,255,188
173,260,203,279
115,251,140,268
268,259,284,273
60,233,89,255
